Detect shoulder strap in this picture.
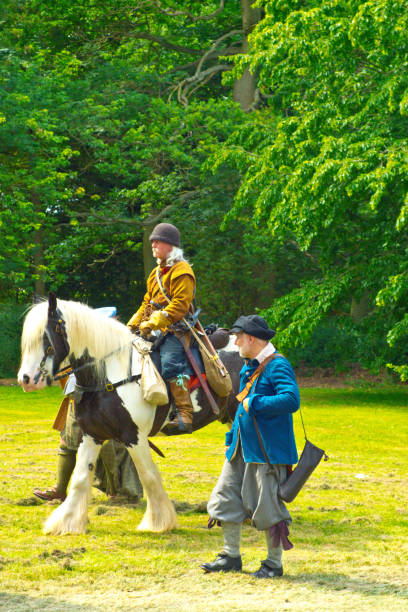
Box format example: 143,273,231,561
236,353,278,403
251,413,275,474
156,267,172,302
155,267,229,378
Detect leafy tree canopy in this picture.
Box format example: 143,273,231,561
216,0,408,377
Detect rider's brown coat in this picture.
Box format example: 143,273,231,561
127,260,195,329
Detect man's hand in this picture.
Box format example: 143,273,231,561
139,310,169,336
224,445,230,455
139,322,152,337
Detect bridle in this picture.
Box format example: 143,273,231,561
35,307,141,393
34,307,70,384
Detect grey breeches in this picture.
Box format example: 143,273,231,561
207,446,291,530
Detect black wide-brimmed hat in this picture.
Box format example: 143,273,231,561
149,223,180,247
230,315,276,340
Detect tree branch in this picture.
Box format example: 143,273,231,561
196,29,242,76
169,29,242,106
151,0,226,22
164,45,242,75
127,31,203,55
176,64,233,106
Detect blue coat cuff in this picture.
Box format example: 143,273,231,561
246,394,258,414
225,430,233,446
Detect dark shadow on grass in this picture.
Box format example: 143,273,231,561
0,592,101,611
90,498,208,513
285,572,408,599
92,496,143,508
172,500,208,513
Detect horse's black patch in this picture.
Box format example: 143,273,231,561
70,350,139,447
75,389,139,447
45,295,70,375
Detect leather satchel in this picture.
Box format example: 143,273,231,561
278,439,327,502
250,357,328,503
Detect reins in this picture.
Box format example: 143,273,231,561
74,342,141,393
53,342,134,382
38,309,142,393
34,308,69,384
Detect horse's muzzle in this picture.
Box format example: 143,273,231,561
18,372,47,392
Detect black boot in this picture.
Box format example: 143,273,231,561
201,553,242,573
252,560,283,578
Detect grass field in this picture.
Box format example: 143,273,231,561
0,384,407,611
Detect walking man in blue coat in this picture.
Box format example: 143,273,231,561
201,315,300,578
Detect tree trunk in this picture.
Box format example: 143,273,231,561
233,0,262,111
351,291,372,322
142,223,156,279
30,189,46,297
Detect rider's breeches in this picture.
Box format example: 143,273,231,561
153,333,203,381
60,397,82,451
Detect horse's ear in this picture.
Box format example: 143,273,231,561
48,292,57,316
32,292,42,304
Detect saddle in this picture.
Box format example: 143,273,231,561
203,325,230,350
148,325,232,436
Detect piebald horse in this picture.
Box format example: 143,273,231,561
18,294,241,536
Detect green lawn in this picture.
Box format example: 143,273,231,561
0,385,407,611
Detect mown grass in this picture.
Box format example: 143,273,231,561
0,385,407,611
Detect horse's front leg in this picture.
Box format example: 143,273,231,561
43,434,101,535
127,436,178,533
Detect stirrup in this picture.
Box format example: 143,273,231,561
163,412,193,435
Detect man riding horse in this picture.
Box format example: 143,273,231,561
127,222,202,434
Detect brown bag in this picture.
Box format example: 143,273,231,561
199,345,232,398
154,266,232,398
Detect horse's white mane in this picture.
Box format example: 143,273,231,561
22,299,133,379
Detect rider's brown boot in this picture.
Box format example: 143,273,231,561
165,380,194,435
33,445,76,502
33,485,66,502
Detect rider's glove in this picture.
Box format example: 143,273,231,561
139,310,170,336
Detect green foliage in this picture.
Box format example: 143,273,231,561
0,0,266,323
215,0,408,377
284,321,358,370
0,303,28,377
261,274,352,350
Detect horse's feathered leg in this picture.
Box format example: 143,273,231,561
127,436,178,532
43,435,101,535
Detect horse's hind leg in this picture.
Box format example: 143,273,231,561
127,438,178,533
43,435,101,535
